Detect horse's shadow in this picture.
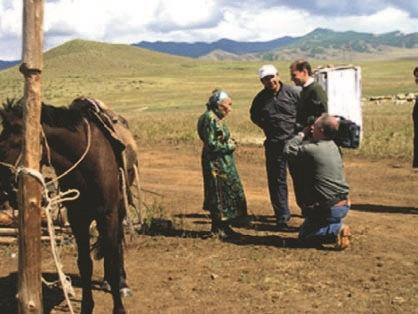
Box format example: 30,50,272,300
0,272,110,313
141,217,212,239
0,272,66,313
0,272,18,313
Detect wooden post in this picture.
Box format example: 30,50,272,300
18,1,44,313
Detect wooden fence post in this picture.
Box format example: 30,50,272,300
18,0,44,313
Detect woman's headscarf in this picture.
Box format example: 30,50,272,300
206,89,229,111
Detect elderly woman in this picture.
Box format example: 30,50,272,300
197,89,247,239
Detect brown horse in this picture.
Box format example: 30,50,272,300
0,99,132,314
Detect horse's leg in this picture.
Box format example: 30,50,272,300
103,242,131,296
72,222,94,314
117,241,131,296
98,211,126,314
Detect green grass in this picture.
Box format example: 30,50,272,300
0,39,417,161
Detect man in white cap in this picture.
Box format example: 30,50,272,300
250,64,300,228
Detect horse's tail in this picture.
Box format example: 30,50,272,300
91,235,104,260
91,212,125,260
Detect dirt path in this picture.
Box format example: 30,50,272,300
0,144,417,313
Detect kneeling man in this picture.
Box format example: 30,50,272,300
284,114,351,250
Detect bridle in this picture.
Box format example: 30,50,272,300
0,118,91,200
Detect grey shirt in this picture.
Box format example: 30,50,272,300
284,134,349,206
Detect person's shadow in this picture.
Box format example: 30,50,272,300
145,215,329,250
173,213,301,233
350,203,418,215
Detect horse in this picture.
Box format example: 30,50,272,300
0,98,135,314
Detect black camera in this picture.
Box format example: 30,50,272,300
334,116,361,149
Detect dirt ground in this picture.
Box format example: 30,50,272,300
0,144,417,313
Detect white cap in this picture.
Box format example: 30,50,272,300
259,64,278,79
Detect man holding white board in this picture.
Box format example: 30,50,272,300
289,60,328,129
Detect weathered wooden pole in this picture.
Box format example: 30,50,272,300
18,0,44,313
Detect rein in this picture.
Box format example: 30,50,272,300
0,118,92,187
47,118,91,185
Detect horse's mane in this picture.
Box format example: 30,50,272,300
2,98,84,131
41,103,84,130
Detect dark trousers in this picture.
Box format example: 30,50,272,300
299,204,350,243
413,101,418,168
265,142,290,222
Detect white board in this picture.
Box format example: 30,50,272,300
314,66,363,129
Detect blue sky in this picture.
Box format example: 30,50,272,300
1,0,418,60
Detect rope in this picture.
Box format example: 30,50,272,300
0,119,92,314
0,118,91,187
17,167,77,314
0,161,16,170
47,118,91,186
119,168,136,240
16,167,45,186
14,152,22,167
132,164,143,225
41,128,52,166
140,188,164,197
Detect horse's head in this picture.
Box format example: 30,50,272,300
0,98,24,208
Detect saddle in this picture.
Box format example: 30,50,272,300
69,97,127,155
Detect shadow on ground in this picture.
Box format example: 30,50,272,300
141,217,328,250
0,272,115,313
351,203,418,215
0,272,69,313
173,213,301,233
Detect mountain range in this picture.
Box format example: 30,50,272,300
133,28,418,60
0,60,19,71
134,36,297,58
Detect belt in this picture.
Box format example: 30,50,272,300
303,196,350,210
333,199,351,207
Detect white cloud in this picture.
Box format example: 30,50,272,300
0,0,418,60
321,7,418,34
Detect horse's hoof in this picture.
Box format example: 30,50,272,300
120,287,132,298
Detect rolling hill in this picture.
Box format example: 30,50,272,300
41,39,194,76
0,39,200,108
0,39,194,78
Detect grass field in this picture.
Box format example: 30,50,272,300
0,39,417,161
